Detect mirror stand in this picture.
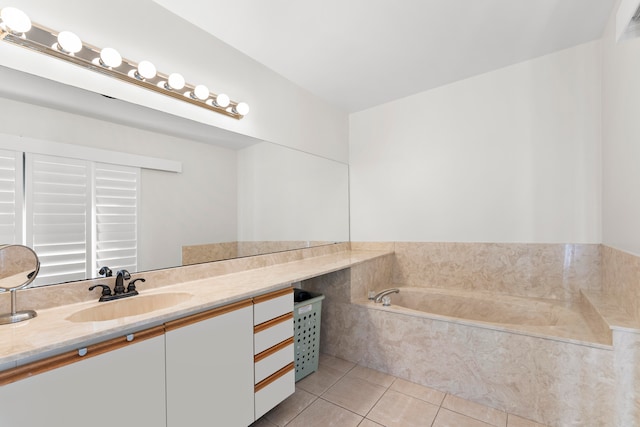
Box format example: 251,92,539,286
0,244,41,325
0,289,37,325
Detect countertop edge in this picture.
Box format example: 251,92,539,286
0,250,393,367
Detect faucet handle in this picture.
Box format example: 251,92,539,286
98,266,112,277
127,278,145,293
88,284,112,297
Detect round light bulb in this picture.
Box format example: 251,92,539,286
57,31,82,54
234,102,250,116
136,60,156,80
1,7,31,34
167,73,185,90
214,93,230,108
99,47,122,68
193,84,209,101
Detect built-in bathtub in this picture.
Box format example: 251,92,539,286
363,287,611,347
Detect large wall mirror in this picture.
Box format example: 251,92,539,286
0,65,350,287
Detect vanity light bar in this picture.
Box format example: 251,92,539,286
0,7,250,119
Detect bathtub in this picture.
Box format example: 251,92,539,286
364,287,610,346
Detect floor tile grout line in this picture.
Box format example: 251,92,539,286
360,374,397,421
383,380,447,408
306,356,547,427
317,396,367,423
281,394,319,427
441,394,507,427
431,403,444,427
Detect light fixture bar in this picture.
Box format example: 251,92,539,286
0,9,249,119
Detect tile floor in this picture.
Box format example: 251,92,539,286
252,354,549,427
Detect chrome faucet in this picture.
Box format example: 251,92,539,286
373,288,400,303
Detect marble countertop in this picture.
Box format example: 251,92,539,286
0,250,391,367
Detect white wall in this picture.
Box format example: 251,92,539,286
0,0,348,163
350,41,602,243
602,0,640,256
0,97,238,271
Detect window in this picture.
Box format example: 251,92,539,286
8,153,139,286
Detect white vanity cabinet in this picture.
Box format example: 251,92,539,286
0,326,167,427
0,288,296,427
165,299,255,427
253,288,295,420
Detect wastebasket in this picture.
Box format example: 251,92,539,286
293,288,325,381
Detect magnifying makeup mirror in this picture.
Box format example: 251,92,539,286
0,244,40,324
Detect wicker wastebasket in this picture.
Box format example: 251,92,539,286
293,288,325,382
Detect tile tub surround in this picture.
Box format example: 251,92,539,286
352,242,602,301
300,250,640,427
365,287,611,346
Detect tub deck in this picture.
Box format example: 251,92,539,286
359,287,612,348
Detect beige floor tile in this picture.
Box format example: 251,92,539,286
367,389,440,427
390,378,446,406
507,414,549,427
359,419,385,427
319,353,356,373
250,417,278,427
442,394,507,426
433,408,495,427
297,364,345,396
286,398,363,427
322,375,387,416
347,364,396,387
263,387,317,426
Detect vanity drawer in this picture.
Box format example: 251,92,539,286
254,363,295,420
254,338,294,384
254,313,293,354
253,288,293,326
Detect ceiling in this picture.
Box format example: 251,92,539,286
152,0,616,113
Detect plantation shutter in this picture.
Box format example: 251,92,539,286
94,163,139,276
25,154,91,286
0,150,23,245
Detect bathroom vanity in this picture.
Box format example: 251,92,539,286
0,288,293,427
0,248,391,427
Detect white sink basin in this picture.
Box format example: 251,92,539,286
66,292,193,322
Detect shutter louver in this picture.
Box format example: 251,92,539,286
0,150,23,245
94,163,139,276
26,154,90,286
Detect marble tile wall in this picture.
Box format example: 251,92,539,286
182,241,337,265
0,242,350,312
182,242,238,265
355,242,602,301
601,245,640,322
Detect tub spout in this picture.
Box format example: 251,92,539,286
373,288,399,303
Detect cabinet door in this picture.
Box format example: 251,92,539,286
165,300,254,427
0,328,166,427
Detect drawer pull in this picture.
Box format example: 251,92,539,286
126,334,134,342
78,348,88,357
255,362,294,392
253,288,293,304
254,337,294,363
254,312,293,333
